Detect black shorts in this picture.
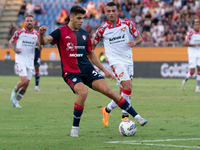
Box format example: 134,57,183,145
63,67,104,93
34,48,41,66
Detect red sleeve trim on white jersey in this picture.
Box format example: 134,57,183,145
11,29,23,42
121,19,139,38
93,23,108,45
185,30,194,43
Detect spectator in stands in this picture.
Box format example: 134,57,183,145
8,23,16,40
152,28,160,46
91,23,99,38
83,6,91,19
25,1,35,15
196,0,200,6
84,22,92,37
136,23,143,33
165,33,173,46
178,33,185,46
142,3,150,15
98,2,105,14
131,4,140,15
194,8,200,18
164,4,173,18
87,1,97,18
4,51,11,61
34,19,40,27
141,31,151,46
34,3,44,15
157,21,164,34
157,32,165,46
18,1,26,16
191,2,198,13
143,17,151,32
56,8,69,25
173,0,182,11
21,19,26,28
171,34,179,47
135,13,142,23
124,0,132,13
118,11,125,19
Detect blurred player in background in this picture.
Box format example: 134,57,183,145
9,15,42,108
39,5,147,137
182,19,200,92
34,25,43,91
93,2,147,127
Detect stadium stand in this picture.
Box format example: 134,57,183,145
0,0,200,48
0,0,22,48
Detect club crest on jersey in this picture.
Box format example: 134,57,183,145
66,42,74,51
17,69,23,73
72,78,77,82
119,72,124,77
121,27,126,31
82,35,86,40
33,37,36,39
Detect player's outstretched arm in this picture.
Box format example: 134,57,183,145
8,39,21,54
184,42,200,47
39,26,53,45
92,43,98,50
87,50,115,80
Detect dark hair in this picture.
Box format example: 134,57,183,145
70,5,86,16
24,14,34,19
106,2,117,7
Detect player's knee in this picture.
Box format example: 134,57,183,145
21,80,27,86
78,89,88,99
123,84,132,91
191,70,195,74
21,79,29,87
121,81,132,91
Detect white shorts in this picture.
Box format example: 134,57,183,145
111,64,133,87
16,62,33,80
188,48,200,68
188,56,200,68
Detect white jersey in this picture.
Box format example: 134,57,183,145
93,18,140,66
185,29,200,56
11,28,39,69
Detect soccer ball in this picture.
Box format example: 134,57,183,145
119,120,137,136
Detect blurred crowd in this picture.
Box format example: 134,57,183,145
82,0,200,47
13,0,200,47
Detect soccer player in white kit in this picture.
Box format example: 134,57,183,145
92,2,147,127
182,19,200,92
9,15,42,107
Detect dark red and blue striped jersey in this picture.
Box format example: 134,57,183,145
50,25,93,74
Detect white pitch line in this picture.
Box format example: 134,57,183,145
106,138,200,149
128,143,200,149
106,138,200,143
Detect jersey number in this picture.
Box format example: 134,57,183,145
92,70,98,76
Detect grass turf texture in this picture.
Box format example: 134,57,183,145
0,76,200,150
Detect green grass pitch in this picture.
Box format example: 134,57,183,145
0,76,200,150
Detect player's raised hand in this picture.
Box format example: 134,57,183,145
39,26,47,34
104,70,116,81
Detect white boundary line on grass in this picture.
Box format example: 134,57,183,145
106,138,200,149
126,143,200,149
